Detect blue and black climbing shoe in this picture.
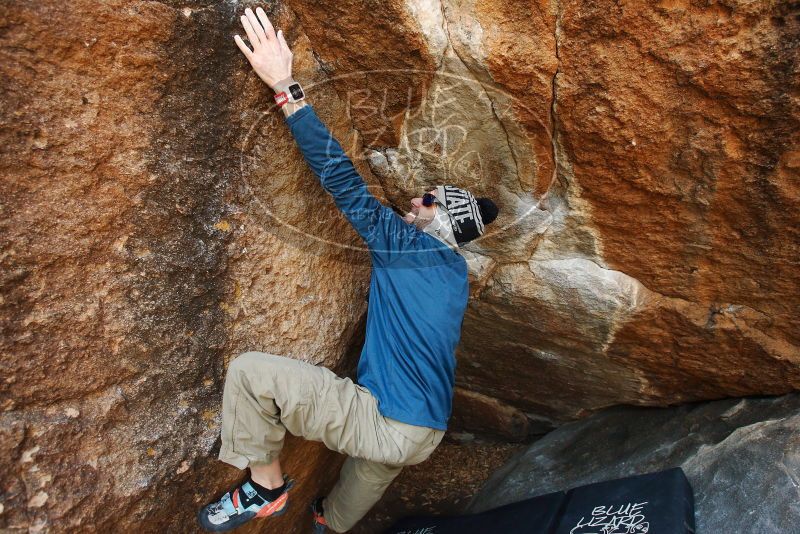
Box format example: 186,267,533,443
311,496,328,533
197,473,295,532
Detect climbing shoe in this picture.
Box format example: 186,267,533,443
311,496,328,533
197,474,295,532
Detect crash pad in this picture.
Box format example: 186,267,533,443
384,467,695,534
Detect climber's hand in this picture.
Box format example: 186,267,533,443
233,6,293,90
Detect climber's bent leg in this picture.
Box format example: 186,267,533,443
220,350,440,465
218,351,316,469
217,350,445,531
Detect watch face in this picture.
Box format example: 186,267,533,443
288,83,304,100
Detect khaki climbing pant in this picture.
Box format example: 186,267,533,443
217,351,446,533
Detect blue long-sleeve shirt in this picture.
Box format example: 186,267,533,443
285,104,468,430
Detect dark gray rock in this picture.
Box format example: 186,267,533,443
467,394,800,534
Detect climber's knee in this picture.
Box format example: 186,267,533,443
228,351,260,374
227,351,291,379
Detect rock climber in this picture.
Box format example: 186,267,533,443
197,6,500,533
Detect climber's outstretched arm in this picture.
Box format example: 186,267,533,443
233,6,414,263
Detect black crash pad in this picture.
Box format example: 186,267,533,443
384,467,695,534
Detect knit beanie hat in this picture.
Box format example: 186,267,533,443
432,185,499,246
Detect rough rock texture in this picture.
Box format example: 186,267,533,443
283,0,439,146
468,393,800,534
2,0,799,532
1,1,369,532
449,387,532,441
450,0,800,426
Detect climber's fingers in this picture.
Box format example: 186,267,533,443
233,6,292,88
240,12,262,49
277,29,291,56
256,6,278,43
233,34,253,60
244,7,268,46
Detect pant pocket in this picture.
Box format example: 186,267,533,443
431,429,445,448
282,357,316,406
384,417,434,446
383,418,442,466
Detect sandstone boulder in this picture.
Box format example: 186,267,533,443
2,0,798,531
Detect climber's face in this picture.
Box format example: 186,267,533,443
403,189,438,227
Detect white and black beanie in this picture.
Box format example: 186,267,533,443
434,185,499,246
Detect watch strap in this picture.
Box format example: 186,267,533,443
272,76,304,107
273,91,288,107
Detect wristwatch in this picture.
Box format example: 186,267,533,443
273,77,305,108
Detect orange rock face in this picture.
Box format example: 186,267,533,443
1,1,366,531
2,0,798,531
453,0,800,425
